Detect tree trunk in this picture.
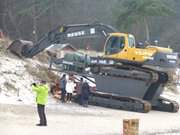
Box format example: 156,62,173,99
0,0,5,29
33,16,38,42
7,10,22,38
143,17,150,42
32,0,38,42
50,0,57,28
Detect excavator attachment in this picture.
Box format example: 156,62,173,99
8,40,33,57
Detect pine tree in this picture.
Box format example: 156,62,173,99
114,0,174,41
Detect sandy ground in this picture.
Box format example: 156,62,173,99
0,101,180,135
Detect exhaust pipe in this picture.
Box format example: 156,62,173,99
7,40,33,57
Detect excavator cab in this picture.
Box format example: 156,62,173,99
105,36,125,55
104,33,145,63
104,33,135,55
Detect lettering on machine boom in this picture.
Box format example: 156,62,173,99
67,31,85,38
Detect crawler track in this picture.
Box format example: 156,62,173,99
89,91,152,113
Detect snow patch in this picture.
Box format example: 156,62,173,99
0,56,39,105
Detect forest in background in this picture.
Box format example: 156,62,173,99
0,0,180,51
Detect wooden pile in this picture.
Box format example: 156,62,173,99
123,119,139,135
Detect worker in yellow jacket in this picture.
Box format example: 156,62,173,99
32,80,48,126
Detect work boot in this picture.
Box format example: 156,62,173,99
36,123,47,126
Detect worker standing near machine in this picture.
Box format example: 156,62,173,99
81,81,90,107
75,78,84,105
32,80,48,126
60,74,67,103
66,74,75,103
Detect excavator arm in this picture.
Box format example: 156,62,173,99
8,23,117,58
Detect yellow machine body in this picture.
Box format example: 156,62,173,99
103,33,172,63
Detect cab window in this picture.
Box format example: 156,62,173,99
128,35,135,47
105,36,125,55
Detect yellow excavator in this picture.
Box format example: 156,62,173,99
8,23,179,113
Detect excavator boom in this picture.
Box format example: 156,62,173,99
8,23,117,58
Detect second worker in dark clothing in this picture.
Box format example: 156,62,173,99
81,81,90,107
75,78,83,105
60,74,67,103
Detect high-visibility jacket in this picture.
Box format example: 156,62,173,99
32,84,48,105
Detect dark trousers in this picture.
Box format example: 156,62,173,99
61,88,66,102
37,104,47,125
81,95,89,107
67,93,72,101
78,94,82,105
